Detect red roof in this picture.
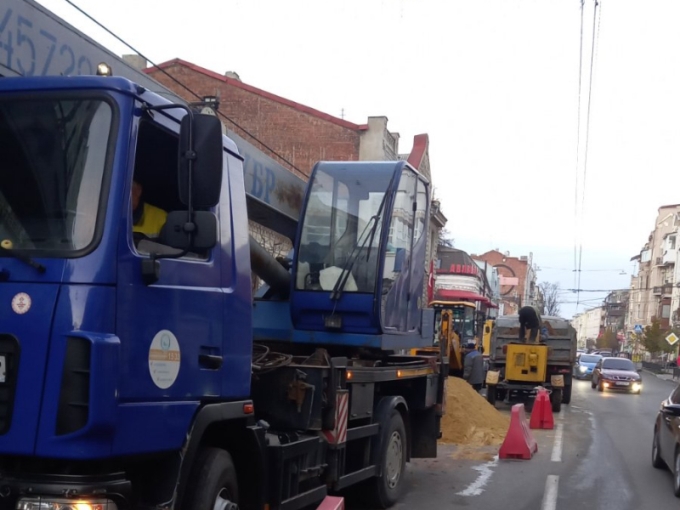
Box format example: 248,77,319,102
145,59,369,131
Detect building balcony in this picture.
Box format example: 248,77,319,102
653,286,662,295
663,250,676,265
663,283,674,297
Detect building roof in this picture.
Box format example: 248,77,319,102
145,58,369,131
438,247,476,268
472,250,529,264
407,134,428,169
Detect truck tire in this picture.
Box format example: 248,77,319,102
486,386,496,407
551,389,562,413
183,447,239,510
370,409,407,508
562,384,572,405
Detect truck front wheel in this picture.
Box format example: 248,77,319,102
370,409,407,508
562,384,572,405
183,447,239,510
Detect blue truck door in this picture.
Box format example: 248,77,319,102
116,115,225,409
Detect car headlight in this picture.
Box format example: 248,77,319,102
579,365,587,372
17,498,117,510
632,382,642,392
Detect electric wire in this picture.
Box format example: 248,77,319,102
62,0,306,176
574,0,585,292
576,0,602,308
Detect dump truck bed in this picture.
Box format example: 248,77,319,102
489,315,577,366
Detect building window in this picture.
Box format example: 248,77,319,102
670,236,677,250
662,305,671,319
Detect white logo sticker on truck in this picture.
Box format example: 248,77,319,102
11,293,31,314
148,330,181,389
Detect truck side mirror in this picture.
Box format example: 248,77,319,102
178,113,223,208
163,211,218,250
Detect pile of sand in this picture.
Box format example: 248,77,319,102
439,377,510,449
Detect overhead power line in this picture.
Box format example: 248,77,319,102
63,0,306,176
574,0,585,292
575,0,603,308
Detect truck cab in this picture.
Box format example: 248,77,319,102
0,75,256,510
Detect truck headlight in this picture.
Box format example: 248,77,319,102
17,498,117,510
579,365,587,372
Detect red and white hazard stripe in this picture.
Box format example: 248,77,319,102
321,390,349,445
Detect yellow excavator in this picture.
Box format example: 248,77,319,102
411,301,485,377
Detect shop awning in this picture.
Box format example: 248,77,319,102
436,289,499,308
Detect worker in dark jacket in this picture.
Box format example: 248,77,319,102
518,305,543,342
463,342,484,391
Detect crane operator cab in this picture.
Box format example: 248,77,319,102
290,161,433,350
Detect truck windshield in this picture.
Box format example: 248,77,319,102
0,95,113,255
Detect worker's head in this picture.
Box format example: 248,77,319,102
131,179,143,210
464,342,476,351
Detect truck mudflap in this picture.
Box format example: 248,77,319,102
316,496,345,510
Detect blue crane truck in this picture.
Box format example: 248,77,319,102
0,74,446,510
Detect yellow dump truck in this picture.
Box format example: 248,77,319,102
485,315,577,413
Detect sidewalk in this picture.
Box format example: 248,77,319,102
642,368,677,382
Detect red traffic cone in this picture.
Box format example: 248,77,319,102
529,388,554,430
499,403,538,460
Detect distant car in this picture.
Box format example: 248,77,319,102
652,384,680,497
591,357,642,394
573,354,602,379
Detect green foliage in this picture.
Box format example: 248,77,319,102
596,329,619,350
641,318,676,355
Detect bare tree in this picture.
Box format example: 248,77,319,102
538,281,561,316
438,228,454,248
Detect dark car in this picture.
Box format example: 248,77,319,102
591,357,642,394
652,384,680,497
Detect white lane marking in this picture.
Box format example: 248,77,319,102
456,455,499,496
541,475,560,510
551,423,564,462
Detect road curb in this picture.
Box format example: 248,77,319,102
641,368,677,383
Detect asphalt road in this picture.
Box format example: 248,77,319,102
347,371,680,510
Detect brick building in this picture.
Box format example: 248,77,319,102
471,250,538,315
143,59,404,180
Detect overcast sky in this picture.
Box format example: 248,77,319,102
36,0,680,318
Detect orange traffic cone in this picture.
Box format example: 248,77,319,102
529,387,554,430
499,404,538,460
